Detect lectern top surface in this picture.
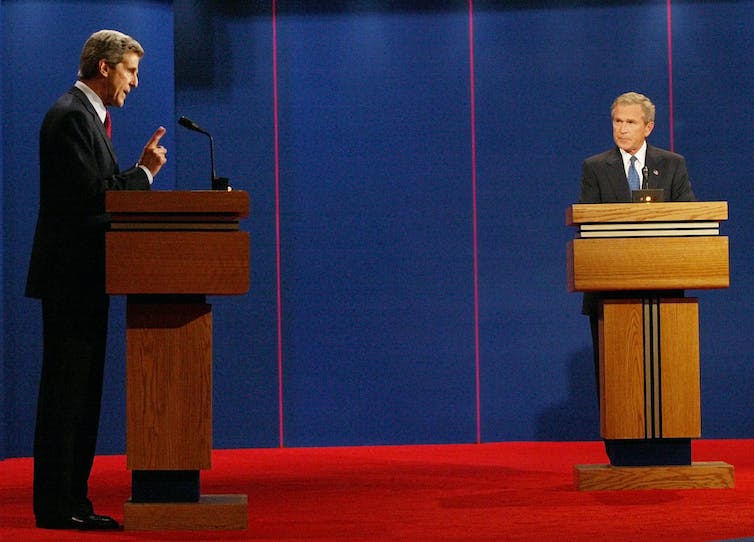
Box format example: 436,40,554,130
566,201,727,225
106,190,250,217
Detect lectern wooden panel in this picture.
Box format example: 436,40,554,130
567,202,731,490
566,201,728,224
107,231,249,295
659,299,701,438
107,190,250,295
600,298,700,440
106,190,250,530
126,303,212,470
568,236,729,291
599,300,645,439
566,202,729,292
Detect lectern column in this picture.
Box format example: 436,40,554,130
126,297,212,502
600,297,700,440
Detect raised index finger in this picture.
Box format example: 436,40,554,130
146,126,166,148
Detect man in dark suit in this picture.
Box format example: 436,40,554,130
578,92,696,466
26,29,167,530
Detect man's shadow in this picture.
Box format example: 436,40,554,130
535,347,600,441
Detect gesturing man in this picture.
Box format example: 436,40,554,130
26,29,167,530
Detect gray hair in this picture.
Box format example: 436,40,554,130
611,92,656,124
78,29,144,80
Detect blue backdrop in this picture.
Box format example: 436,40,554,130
1,1,752,459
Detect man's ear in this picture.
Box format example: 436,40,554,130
644,121,655,138
98,59,110,78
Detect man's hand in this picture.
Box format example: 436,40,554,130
138,127,167,176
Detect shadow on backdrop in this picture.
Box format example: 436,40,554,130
535,347,600,441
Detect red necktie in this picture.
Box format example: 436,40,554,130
104,110,112,139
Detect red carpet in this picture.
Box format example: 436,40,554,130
1,440,754,541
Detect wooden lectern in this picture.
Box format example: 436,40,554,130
566,202,734,490
106,190,250,529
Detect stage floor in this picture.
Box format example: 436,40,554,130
2,440,754,541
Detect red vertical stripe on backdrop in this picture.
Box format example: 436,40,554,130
667,0,675,152
272,0,285,448
468,0,482,444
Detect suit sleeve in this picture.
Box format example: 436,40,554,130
578,159,601,204
668,156,696,202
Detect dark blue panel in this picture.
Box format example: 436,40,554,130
473,3,670,441
174,7,280,448
277,11,476,446
2,1,174,458
672,1,754,438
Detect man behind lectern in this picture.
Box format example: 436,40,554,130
578,91,696,466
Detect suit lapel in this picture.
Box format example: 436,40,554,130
606,148,631,201
644,144,664,190
69,87,118,164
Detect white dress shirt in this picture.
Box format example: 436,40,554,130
619,141,647,182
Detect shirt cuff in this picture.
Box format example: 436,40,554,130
138,164,154,185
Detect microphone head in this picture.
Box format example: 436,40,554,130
178,115,208,135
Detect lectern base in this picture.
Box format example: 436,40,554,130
574,462,734,491
124,494,248,531
132,470,200,502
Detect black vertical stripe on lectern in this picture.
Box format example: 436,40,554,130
642,297,663,439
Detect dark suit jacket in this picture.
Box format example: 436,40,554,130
26,86,150,300
579,144,696,204
578,144,696,315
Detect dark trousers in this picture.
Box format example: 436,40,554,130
33,294,109,521
589,314,691,466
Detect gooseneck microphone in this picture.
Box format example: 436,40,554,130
178,116,227,189
642,165,649,190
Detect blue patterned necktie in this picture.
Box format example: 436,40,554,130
627,155,640,191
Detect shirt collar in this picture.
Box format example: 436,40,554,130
619,141,648,168
74,80,107,124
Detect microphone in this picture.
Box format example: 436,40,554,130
178,116,228,190
178,115,209,135
641,166,649,190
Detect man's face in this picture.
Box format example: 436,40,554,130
102,52,140,108
612,103,654,154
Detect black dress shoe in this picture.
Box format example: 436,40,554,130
36,513,120,530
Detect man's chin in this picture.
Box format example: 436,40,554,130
616,143,638,154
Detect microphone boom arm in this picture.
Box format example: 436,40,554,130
178,115,220,187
